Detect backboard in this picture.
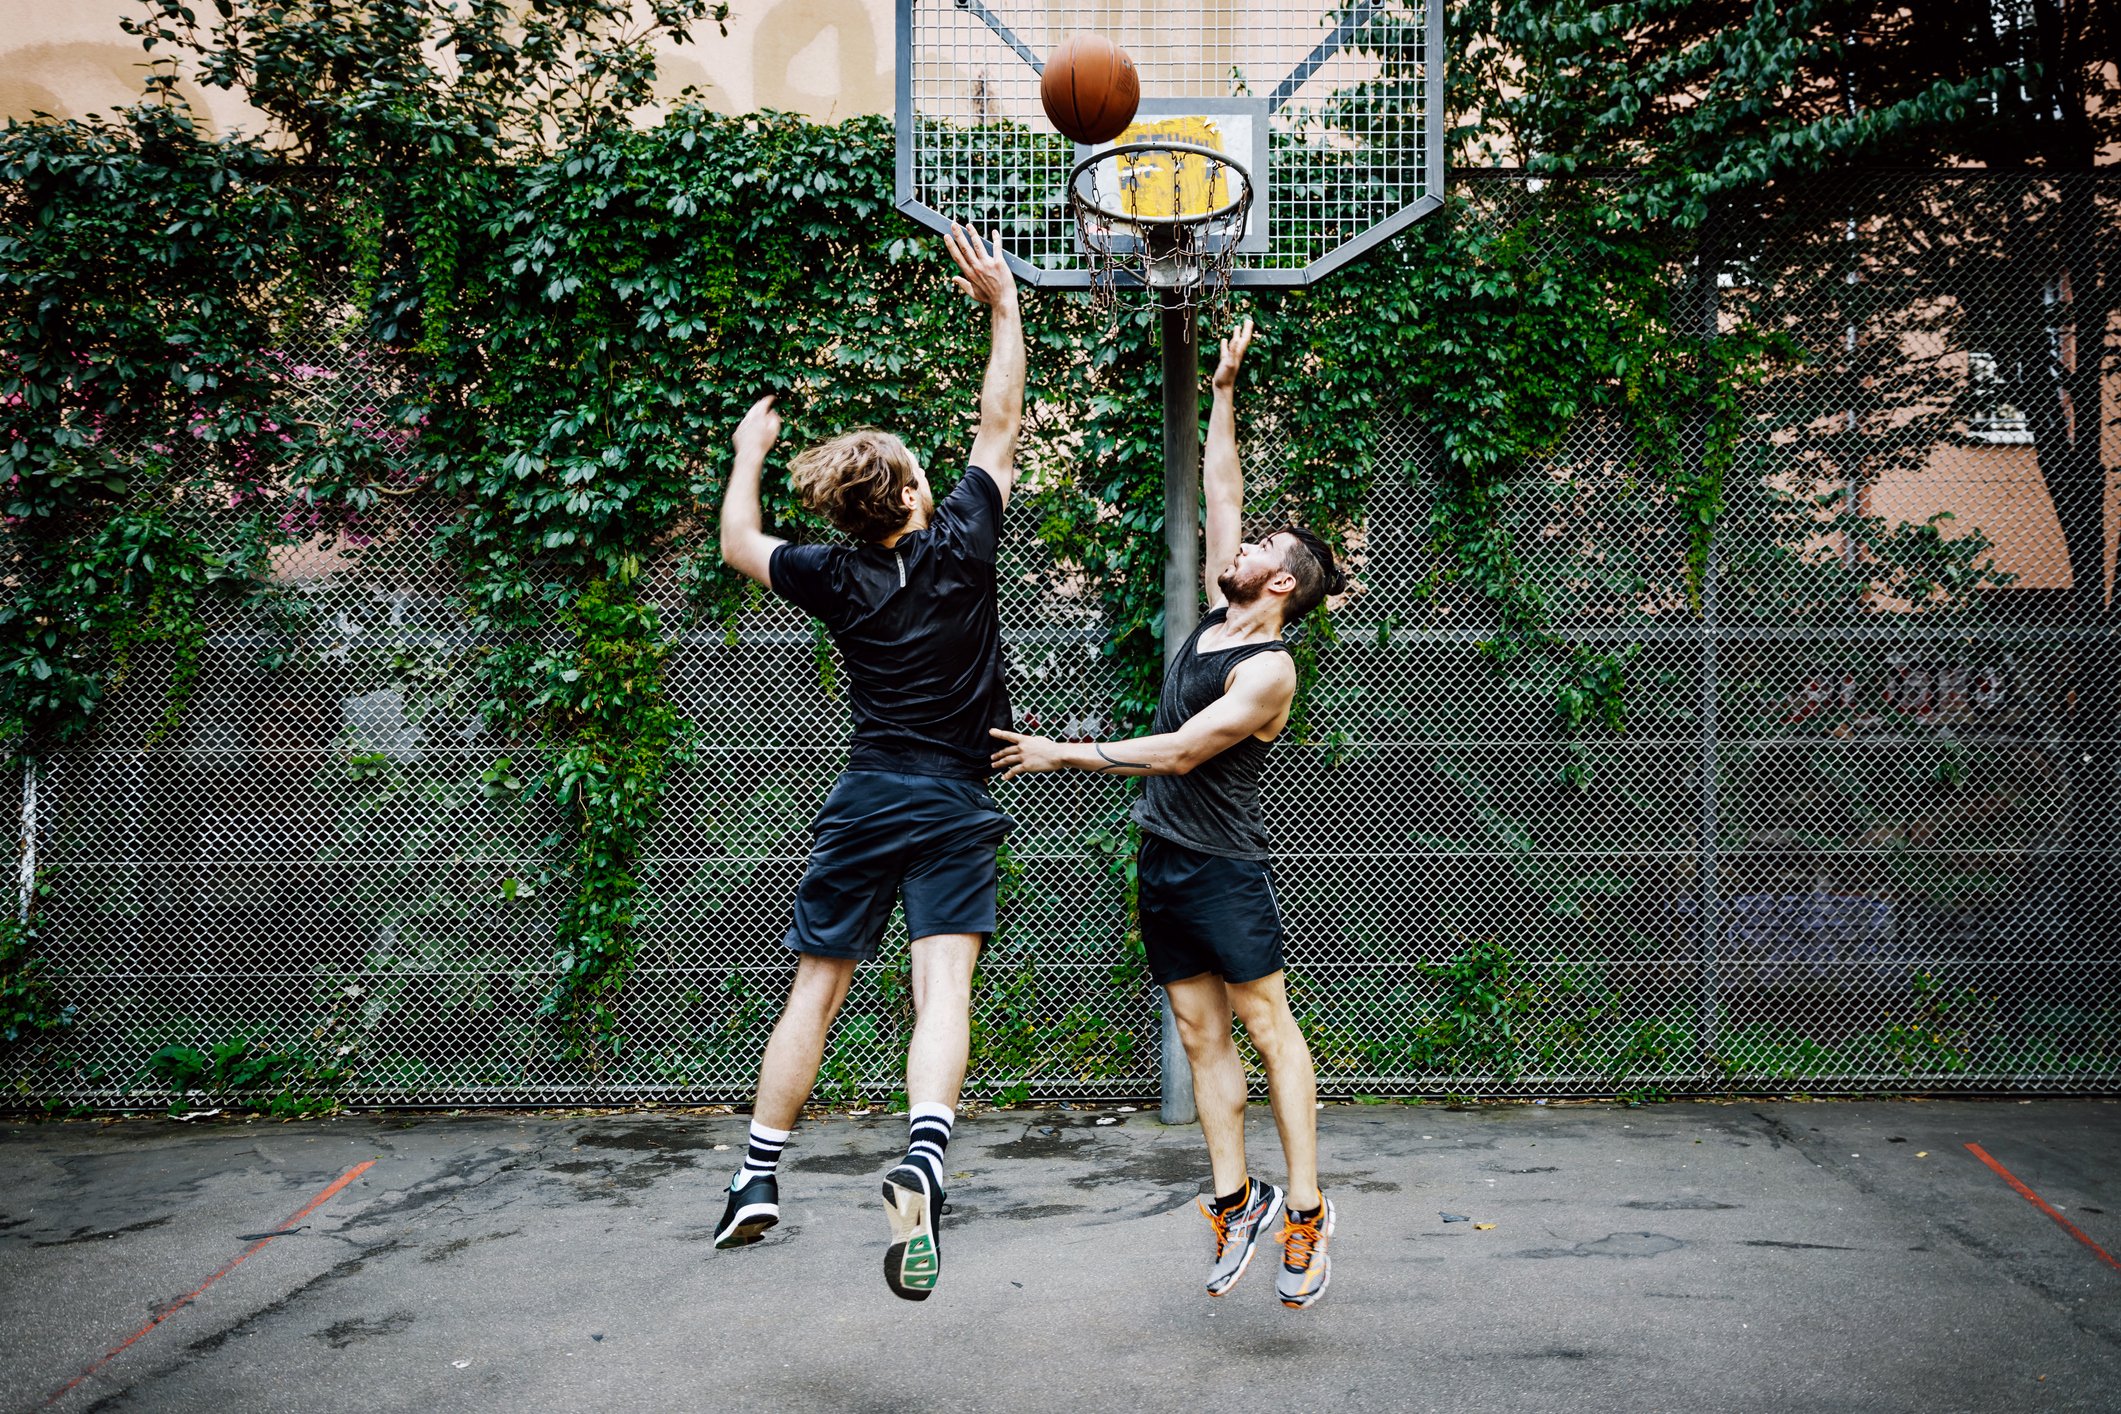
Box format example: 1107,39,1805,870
896,0,1444,289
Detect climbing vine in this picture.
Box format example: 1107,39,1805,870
0,104,321,755
1,904,74,1048
536,579,695,1059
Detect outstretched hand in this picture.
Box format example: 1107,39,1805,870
989,727,1063,779
945,223,1018,313
1211,316,1256,392
732,394,780,461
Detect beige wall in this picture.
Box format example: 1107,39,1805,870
0,0,897,131
0,3,252,134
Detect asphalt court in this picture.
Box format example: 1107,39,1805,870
2,1099,2117,1412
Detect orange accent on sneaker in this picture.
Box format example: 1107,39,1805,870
1198,1196,1232,1256
1282,1210,1326,1270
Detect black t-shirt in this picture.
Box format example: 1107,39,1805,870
769,465,1011,779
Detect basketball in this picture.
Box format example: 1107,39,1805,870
1040,34,1141,145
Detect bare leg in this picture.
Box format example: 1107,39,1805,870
877,932,982,1300
751,954,858,1131
904,932,982,1108
1229,971,1320,1211
1165,972,1250,1199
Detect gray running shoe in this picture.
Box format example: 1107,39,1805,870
1200,1179,1285,1297
1276,1195,1335,1309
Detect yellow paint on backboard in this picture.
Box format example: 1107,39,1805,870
1113,116,1231,219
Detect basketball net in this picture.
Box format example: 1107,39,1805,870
1068,140,1254,331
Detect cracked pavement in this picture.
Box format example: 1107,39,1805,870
2,1100,2118,1412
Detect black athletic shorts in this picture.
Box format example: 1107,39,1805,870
1136,832,1287,987
782,770,1016,961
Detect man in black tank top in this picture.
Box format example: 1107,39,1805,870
990,320,1349,1310
711,226,1023,1303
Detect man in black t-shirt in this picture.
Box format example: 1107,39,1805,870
710,224,1023,1304
990,320,1349,1310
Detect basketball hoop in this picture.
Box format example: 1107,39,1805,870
1067,140,1254,320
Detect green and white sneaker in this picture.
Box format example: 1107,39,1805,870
1201,1179,1285,1297
882,1163,943,1302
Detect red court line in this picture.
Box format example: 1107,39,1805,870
1964,1142,2121,1274
44,1159,376,1406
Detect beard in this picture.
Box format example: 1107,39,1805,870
1216,561,1272,605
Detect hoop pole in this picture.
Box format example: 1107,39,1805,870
1158,300,1200,1127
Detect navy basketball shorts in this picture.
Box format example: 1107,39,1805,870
1136,832,1288,987
782,770,1016,961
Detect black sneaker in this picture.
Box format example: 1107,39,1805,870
881,1162,942,1301
713,1172,780,1249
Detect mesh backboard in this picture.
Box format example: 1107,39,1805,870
897,0,1444,287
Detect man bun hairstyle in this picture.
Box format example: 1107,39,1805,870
787,429,918,542
1278,524,1348,621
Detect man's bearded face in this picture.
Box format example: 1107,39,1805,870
1216,536,1284,604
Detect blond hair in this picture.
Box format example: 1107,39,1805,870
787,429,919,542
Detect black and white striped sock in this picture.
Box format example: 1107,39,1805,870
733,1119,791,1187
902,1103,955,1191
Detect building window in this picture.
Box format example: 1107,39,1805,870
1966,351,2032,444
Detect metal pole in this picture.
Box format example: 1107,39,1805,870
16,760,33,924
1697,532,1721,1075
1693,245,1723,1079
1159,300,1200,1126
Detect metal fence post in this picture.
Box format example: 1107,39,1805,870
1693,241,1723,1080
1697,530,1722,1077
16,759,33,925
1159,302,1201,1125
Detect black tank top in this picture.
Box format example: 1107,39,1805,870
1130,607,1290,859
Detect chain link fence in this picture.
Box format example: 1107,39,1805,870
9,170,2119,1106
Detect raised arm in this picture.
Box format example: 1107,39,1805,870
719,395,786,587
990,651,1296,779
944,223,1025,507
1202,317,1254,610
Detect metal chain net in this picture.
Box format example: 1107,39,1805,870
8,171,2119,1105
1070,143,1253,318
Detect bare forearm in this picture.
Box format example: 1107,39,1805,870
1052,732,1198,777
720,450,767,551
979,303,1025,445
1200,384,1242,605
994,701,1273,779
1204,386,1240,502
